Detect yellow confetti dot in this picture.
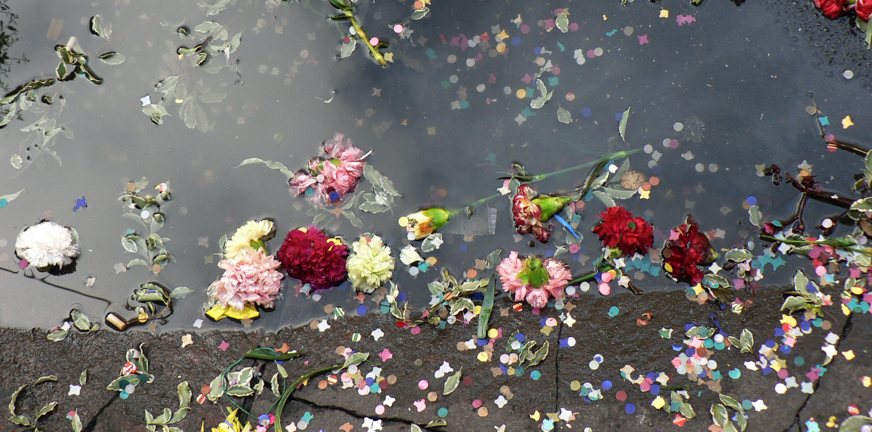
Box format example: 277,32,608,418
842,350,856,360
516,88,527,99
862,376,871,387
570,381,581,391
530,411,541,421
842,303,852,316
843,115,854,128
496,43,506,53
477,351,489,362
398,217,408,227
651,396,666,409
478,407,489,417
474,305,482,315
603,14,608,20
659,9,669,18
664,263,672,272
851,286,865,295
827,416,838,427
488,328,499,339
426,256,437,265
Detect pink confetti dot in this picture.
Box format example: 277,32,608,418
565,92,575,101
521,24,530,34
370,37,379,45
777,369,789,379
586,49,596,58
393,24,403,34
375,404,385,415
410,326,421,335
599,283,611,295
551,66,561,75
472,399,483,408
418,380,429,390
569,243,580,253
815,266,826,277
670,139,679,149
601,272,613,283
554,8,564,14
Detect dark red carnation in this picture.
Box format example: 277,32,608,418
276,226,348,292
814,0,848,19
857,0,872,20
592,206,654,257
661,215,716,285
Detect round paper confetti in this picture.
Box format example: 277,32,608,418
673,122,684,132
375,404,385,415
418,380,428,390
616,391,627,401
625,403,636,414
608,306,620,317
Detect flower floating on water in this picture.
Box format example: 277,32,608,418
224,220,274,259
511,184,570,243
813,0,850,19
592,206,654,257
206,250,284,321
289,133,367,207
400,207,453,240
858,0,872,20
277,226,348,292
496,251,571,308
661,215,717,285
15,221,80,269
346,234,395,294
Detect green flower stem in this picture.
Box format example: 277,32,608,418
275,364,344,432
341,10,386,66
760,234,872,256
450,149,642,215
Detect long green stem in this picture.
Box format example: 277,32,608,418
275,364,343,432
760,234,872,256
343,11,386,66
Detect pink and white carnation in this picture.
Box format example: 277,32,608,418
288,133,367,207
496,251,571,308
209,249,284,311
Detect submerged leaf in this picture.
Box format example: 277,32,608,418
557,106,572,124
236,158,294,179
618,106,631,141
98,52,126,65
90,15,112,39
340,38,357,58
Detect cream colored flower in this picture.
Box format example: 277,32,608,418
224,220,274,259
15,221,79,268
346,235,395,294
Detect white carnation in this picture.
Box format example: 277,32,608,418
15,221,79,268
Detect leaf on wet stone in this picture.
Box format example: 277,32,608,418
70,411,83,432
47,325,68,342
0,189,24,203
739,329,754,353
340,38,357,58
725,248,753,262
35,401,57,421
0,104,17,127
443,368,462,395
170,287,193,298
556,12,569,33
411,425,424,432
127,259,149,269
618,106,631,141
198,0,234,16
194,21,223,35
34,376,58,386
79,369,88,386
342,210,364,229
8,415,30,426
411,7,429,19
8,383,25,416
344,352,369,368
270,373,281,398
206,374,225,401
236,158,294,179
90,15,112,39
781,296,808,313
557,106,572,124
711,403,728,426
526,340,550,367
722,420,739,432
679,401,696,419
592,190,616,207
98,52,126,65
70,309,94,332
748,205,762,227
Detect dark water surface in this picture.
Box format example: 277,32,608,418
0,0,869,331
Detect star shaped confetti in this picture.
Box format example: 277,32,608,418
317,319,331,332
69,385,81,396
361,418,383,432
638,34,649,45
751,400,767,411
219,340,230,351
383,395,395,407
339,423,354,432
372,88,381,97
371,328,384,341
495,395,508,408
801,381,815,394
563,314,576,327
181,334,193,348
378,348,393,362
514,114,526,126
842,115,854,129
73,197,87,211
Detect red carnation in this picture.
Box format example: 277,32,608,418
661,215,717,285
814,0,848,19
592,206,654,257
857,0,872,20
276,226,348,292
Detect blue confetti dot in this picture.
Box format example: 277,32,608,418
581,108,592,117
742,400,753,410
329,191,340,202
305,187,314,196
530,370,541,380
511,36,521,46
650,384,660,395
534,47,542,55
397,292,407,302
425,48,436,59
746,196,757,205
438,407,448,417
460,100,469,109
356,305,367,315
615,112,624,121
765,339,776,348
120,391,129,399
625,403,636,414
515,333,526,342
0,198,7,208
258,414,271,422
602,380,612,390
780,344,791,354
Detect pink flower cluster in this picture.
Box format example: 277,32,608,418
211,250,284,311
289,133,366,207
496,251,571,308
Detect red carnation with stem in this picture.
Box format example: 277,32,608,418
592,206,654,257
276,226,348,292
856,0,872,20
661,215,717,285
814,0,850,19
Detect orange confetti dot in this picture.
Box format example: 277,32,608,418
641,182,651,191
649,176,660,186
437,188,448,197
318,380,329,390
467,269,478,278
414,0,424,8
516,88,526,98
496,42,506,53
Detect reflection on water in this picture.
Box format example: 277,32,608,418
0,0,868,332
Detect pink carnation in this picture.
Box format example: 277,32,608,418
496,251,571,308
288,133,366,207
210,250,284,311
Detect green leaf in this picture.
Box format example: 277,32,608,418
722,420,738,432
711,403,728,426
477,276,495,339
725,248,753,262
679,402,696,419
35,401,58,420
206,373,225,401
422,234,443,252
70,309,94,332
556,12,569,33
526,341,550,367
600,186,637,200
225,385,255,397
8,415,31,426
344,352,369,368
840,415,872,432
80,369,88,386
177,381,191,410
781,296,809,312
449,298,474,316
194,21,223,35
340,38,357,58
739,329,754,353
557,106,572,124
107,374,140,391
485,249,502,269
618,106,630,141
270,373,282,398
70,411,83,432
410,7,429,20
794,270,810,296
8,384,25,416
98,52,126,65
90,15,112,39
170,287,193,298
411,425,424,432
276,362,288,379
592,190,616,207
443,368,462,395
34,376,57,385
748,205,762,228
236,158,294,179
719,394,741,412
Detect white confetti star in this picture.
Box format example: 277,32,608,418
371,328,384,341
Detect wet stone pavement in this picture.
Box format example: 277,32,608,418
1,286,866,432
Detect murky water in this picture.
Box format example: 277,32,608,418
0,0,868,331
